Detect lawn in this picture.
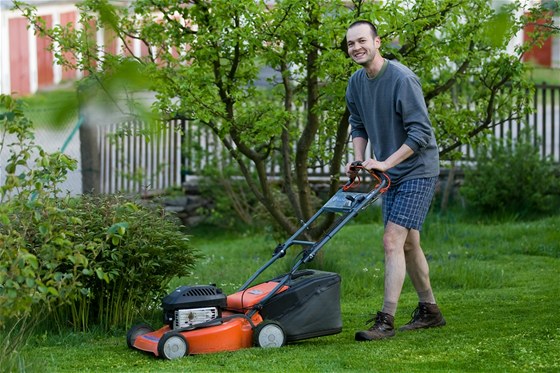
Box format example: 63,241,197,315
18,213,560,372
529,67,560,85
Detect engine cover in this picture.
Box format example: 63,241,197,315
162,285,227,327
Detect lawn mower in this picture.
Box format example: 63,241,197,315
126,163,390,360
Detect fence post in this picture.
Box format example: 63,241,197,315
78,87,101,194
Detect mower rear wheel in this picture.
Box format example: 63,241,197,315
158,332,189,360
254,321,286,348
126,323,155,349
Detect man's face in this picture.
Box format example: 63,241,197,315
346,24,380,66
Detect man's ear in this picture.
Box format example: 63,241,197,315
342,36,350,57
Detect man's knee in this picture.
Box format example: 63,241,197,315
404,229,421,252
383,222,409,254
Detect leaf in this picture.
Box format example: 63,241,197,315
25,254,39,270
38,224,49,235
95,267,110,283
25,277,35,287
107,222,129,235
483,11,514,48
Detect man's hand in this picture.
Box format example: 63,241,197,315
345,161,361,178
361,158,389,172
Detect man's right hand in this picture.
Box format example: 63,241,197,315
345,160,362,178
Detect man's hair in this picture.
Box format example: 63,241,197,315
348,20,378,38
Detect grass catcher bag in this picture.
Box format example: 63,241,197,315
260,269,342,342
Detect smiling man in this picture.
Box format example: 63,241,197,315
344,20,445,341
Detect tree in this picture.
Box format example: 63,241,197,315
16,0,558,237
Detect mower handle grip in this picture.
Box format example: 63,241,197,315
343,161,390,192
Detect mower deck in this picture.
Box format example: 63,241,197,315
133,310,263,356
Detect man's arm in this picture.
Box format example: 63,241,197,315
352,136,368,161
363,143,414,172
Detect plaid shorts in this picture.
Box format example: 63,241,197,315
382,177,437,231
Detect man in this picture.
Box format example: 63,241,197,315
345,20,445,341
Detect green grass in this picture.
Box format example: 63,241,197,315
528,67,560,85
17,212,560,372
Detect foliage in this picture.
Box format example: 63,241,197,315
20,89,79,130
1,94,78,325
0,95,200,371
0,94,79,368
50,194,201,331
460,127,560,216
14,0,559,237
194,152,261,229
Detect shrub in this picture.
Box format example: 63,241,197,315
51,194,201,331
461,127,560,217
1,94,200,340
1,94,81,368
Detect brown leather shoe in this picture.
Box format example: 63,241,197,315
355,311,395,341
399,302,446,331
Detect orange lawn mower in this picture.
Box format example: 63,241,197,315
126,163,390,360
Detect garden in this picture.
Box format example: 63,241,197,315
2,0,560,372
2,88,559,371
8,207,560,372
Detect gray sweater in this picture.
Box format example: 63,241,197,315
346,60,439,184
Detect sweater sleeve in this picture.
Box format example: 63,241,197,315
346,76,369,140
396,76,434,153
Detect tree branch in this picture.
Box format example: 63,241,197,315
424,40,474,102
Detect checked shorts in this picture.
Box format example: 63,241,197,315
381,176,438,231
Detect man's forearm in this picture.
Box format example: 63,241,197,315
382,144,414,170
353,137,368,161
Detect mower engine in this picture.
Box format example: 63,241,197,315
162,285,227,330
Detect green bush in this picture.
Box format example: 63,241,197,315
51,194,201,331
1,94,81,368
1,94,200,364
461,127,560,217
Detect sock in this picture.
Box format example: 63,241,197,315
381,301,397,316
418,289,436,304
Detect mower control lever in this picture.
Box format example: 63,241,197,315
343,161,390,193
343,160,362,189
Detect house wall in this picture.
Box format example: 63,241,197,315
8,17,30,95
523,13,555,67
1,3,81,96
36,15,54,89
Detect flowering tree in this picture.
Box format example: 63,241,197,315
16,0,558,236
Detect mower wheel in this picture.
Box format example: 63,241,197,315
254,321,286,348
126,323,155,349
157,332,189,360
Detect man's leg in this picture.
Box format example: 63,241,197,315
400,229,446,331
381,222,410,316
403,229,435,303
355,222,408,341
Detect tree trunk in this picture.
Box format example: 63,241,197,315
79,108,100,194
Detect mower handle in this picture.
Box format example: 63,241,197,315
239,163,390,294
343,161,390,192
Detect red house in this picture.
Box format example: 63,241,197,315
1,1,558,97
1,1,82,96
522,11,559,68
0,0,152,97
